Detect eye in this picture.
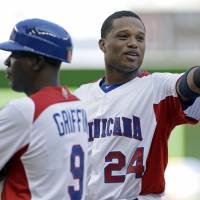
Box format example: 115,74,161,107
136,36,144,42
117,34,128,40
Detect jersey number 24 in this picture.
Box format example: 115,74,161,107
104,147,144,183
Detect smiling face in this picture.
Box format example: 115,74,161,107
99,16,146,78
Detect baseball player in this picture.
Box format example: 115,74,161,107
0,19,88,200
74,11,200,200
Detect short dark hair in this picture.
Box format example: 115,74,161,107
101,10,145,38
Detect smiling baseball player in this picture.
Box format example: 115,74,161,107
74,10,200,200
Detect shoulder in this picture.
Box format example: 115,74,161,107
150,72,183,103
151,72,182,81
30,86,81,121
0,97,34,127
151,72,182,94
129,71,181,85
74,80,100,97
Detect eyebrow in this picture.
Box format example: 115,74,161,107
116,30,145,35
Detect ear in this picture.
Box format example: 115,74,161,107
99,39,106,53
32,56,45,71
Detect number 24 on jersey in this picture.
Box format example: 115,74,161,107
104,147,145,183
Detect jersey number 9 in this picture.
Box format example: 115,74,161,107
68,145,84,200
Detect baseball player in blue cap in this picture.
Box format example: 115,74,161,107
0,19,88,200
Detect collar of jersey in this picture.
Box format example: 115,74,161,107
99,71,150,93
99,78,124,93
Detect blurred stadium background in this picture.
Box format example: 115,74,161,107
1,0,200,199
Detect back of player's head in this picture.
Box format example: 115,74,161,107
0,18,73,63
101,10,145,38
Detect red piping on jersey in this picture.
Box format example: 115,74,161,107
30,86,79,122
1,145,31,200
137,71,150,78
140,96,197,195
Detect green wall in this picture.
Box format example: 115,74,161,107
0,69,106,87
60,68,186,87
185,124,200,159
60,69,105,87
169,124,200,159
0,68,185,87
0,70,9,87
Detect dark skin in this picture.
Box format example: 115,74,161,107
99,17,146,85
99,16,200,104
4,51,60,96
0,51,61,181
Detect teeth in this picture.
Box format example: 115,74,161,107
129,53,137,56
127,52,137,56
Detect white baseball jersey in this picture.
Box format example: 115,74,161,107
74,72,199,200
0,86,88,200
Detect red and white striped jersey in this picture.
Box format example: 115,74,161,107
0,86,88,200
74,72,199,200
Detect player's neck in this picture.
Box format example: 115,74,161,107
25,79,59,96
25,69,60,96
105,67,139,84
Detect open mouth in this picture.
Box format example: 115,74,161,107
124,52,139,61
